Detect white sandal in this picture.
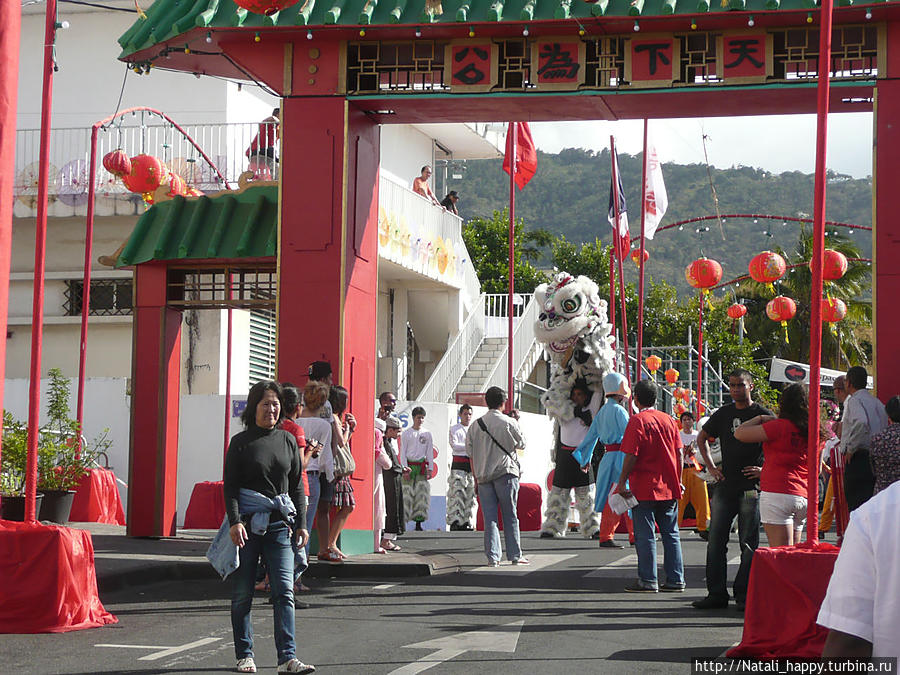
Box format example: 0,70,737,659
277,658,316,673
236,657,257,673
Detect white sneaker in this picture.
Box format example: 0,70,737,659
277,658,316,673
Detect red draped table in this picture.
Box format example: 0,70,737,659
728,542,839,658
70,468,126,525
183,481,225,529
0,520,117,633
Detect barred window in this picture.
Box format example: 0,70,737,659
64,279,133,316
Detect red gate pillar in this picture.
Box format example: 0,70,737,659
128,262,182,536
277,98,379,554
874,55,900,401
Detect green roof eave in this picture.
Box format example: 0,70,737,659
115,184,278,267
118,0,892,58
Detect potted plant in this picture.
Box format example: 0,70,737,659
0,411,42,521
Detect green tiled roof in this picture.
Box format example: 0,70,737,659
118,0,866,57
116,185,278,267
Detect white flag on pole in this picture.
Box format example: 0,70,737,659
643,137,668,240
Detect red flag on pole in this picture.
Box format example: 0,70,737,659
503,122,537,190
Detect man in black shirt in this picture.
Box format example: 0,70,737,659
693,369,773,610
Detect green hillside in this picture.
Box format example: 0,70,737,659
453,148,873,296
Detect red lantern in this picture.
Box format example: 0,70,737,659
167,172,187,198
631,249,650,266
822,297,847,324
674,402,687,416
727,303,747,320
233,0,298,15
645,355,662,373
685,258,722,290
122,154,166,194
766,296,797,323
664,368,679,385
821,249,849,281
673,387,687,401
102,149,131,178
748,251,786,286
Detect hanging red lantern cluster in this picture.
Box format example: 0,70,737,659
664,368,679,385
685,258,722,291
727,303,747,320
748,251,786,289
102,149,131,178
644,355,662,374
820,249,849,281
766,295,797,343
631,249,650,266
233,0,298,15
122,154,166,197
823,297,847,324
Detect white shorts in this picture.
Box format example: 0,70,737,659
759,491,808,528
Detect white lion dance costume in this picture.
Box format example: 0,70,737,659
446,407,477,530
534,272,616,538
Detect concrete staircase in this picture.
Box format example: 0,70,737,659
455,337,507,395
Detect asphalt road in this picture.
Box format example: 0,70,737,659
0,530,751,674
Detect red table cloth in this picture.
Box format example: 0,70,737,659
476,482,542,532
0,520,117,633
728,542,839,658
70,468,126,525
183,481,226,529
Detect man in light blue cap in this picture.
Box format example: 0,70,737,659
573,371,634,548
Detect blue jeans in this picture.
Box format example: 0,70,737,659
231,521,296,664
477,474,522,563
631,499,684,588
293,471,321,582
705,486,759,602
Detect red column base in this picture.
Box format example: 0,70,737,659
70,468,126,525
0,521,117,633
183,481,226,529
727,542,839,658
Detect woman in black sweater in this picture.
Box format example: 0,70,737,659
223,380,314,674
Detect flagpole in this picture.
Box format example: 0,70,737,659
609,136,632,391
608,245,616,367
637,119,649,379
507,123,517,412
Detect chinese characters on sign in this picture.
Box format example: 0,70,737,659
536,42,581,82
627,37,678,85
718,33,772,81
447,42,497,91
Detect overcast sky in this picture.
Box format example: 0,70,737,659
529,113,873,179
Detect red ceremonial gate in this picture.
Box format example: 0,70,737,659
112,0,898,554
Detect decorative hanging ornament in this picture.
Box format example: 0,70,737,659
673,386,687,402
823,297,847,328
645,355,662,374
748,251,786,294
766,295,797,343
685,257,723,291
233,0,299,15
166,172,187,198
122,154,166,194
727,303,747,320
820,249,849,281
631,249,650,266
102,149,131,178
664,368,679,385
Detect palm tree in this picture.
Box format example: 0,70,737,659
734,226,870,369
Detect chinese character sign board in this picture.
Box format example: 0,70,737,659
626,36,679,86
717,33,772,82
532,41,585,89
445,41,498,91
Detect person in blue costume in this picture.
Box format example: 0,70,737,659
573,372,635,548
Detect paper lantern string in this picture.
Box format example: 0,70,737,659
781,321,790,344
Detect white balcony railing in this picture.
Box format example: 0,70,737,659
378,175,477,292
415,294,486,403
483,294,539,391
13,120,275,217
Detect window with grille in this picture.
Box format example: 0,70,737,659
64,279,133,316
248,307,277,388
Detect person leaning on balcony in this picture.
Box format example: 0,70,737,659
440,190,459,215
412,165,441,206
246,107,280,180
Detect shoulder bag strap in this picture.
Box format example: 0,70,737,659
477,418,520,470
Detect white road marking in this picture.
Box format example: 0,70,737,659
373,583,397,590
727,555,741,565
470,554,576,573
719,642,740,658
391,621,524,675
95,637,222,661
583,554,638,576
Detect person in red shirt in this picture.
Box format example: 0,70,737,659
734,383,811,547
616,379,685,593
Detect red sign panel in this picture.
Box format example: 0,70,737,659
721,33,768,79
536,42,581,84
630,38,675,82
450,44,493,87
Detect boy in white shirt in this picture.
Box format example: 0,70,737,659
677,412,710,539
447,404,476,531
401,407,434,531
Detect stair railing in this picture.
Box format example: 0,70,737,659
483,295,538,394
